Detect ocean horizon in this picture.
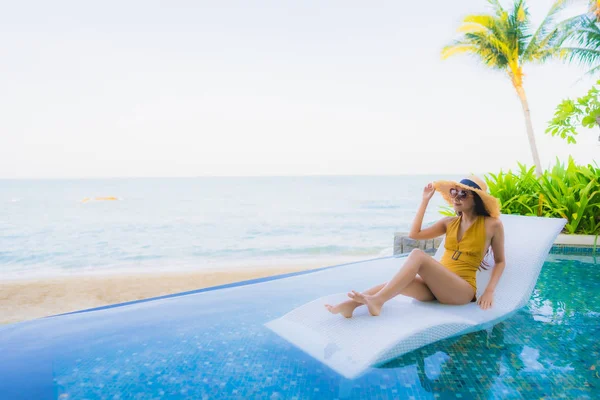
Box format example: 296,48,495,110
1,175,460,279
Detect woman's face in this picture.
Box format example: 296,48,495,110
450,187,475,213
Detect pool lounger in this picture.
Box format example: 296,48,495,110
265,215,567,379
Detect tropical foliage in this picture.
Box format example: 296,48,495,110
546,80,600,143
545,0,600,144
491,158,600,235
442,0,573,176
559,6,600,75
440,158,600,236
439,1,600,236
486,163,541,215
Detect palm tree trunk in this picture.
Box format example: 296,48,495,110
515,85,543,177
591,1,600,21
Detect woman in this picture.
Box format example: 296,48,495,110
325,175,505,317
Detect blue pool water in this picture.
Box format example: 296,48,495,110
0,253,598,399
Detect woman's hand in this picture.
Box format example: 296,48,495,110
477,290,494,310
422,183,435,202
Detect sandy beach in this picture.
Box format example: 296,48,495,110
0,263,329,325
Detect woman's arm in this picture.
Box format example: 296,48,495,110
408,183,450,240
477,219,506,309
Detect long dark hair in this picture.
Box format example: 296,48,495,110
456,191,490,217
457,191,493,270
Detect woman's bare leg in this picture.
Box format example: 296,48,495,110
325,276,436,318
349,249,475,316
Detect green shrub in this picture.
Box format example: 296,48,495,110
439,157,600,235
536,157,600,234
486,163,541,216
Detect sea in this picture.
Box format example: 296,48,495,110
0,175,459,279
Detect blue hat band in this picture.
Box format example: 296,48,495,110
459,179,481,190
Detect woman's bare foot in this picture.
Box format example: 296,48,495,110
324,301,359,318
348,290,384,316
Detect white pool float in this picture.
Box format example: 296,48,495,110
265,214,566,379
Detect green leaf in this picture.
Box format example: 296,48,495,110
582,115,596,127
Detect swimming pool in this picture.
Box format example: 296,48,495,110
0,253,598,399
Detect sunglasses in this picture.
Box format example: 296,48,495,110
449,188,471,200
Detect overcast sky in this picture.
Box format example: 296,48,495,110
0,0,597,179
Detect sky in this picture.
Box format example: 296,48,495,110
0,0,598,179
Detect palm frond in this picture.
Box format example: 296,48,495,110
463,14,509,45
473,31,512,56
463,15,496,29
506,0,531,60
523,0,571,60
530,47,568,64
564,16,600,47
533,18,582,61
465,31,511,67
550,13,592,48
561,46,600,66
486,0,506,15
457,22,490,34
586,62,600,75
558,13,600,73
442,38,505,68
572,25,600,38
557,13,595,35
441,42,479,59
515,0,528,23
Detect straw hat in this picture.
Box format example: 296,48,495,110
433,175,501,218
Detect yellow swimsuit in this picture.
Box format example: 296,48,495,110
440,215,487,293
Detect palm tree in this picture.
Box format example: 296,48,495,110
442,0,571,177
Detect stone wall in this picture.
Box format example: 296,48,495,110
394,233,444,255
